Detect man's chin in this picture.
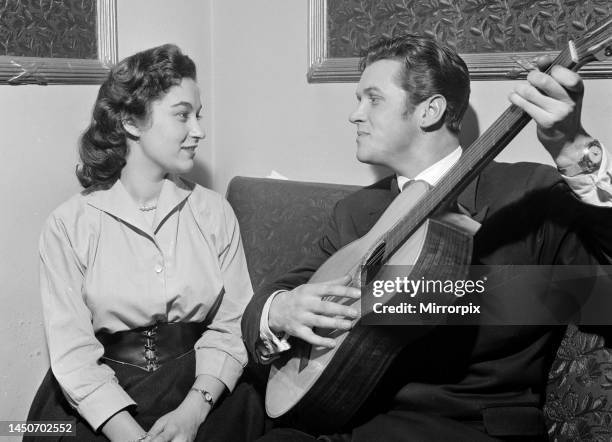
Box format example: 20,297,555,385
356,148,376,165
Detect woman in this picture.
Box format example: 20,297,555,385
26,44,263,441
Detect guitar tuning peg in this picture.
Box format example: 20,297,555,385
587,36,612,62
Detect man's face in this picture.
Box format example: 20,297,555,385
349,59,419,169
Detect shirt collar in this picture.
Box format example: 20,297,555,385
397,146,462,191
86,175,194,236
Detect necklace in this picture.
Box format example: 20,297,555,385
139,204,157,212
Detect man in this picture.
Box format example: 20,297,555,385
242,35,612,441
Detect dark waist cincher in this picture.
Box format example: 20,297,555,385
96,322,206,372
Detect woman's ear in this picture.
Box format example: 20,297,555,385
122,116,141,139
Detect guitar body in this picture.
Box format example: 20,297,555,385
265,181,474,432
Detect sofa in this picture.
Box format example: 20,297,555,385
226,176,612,442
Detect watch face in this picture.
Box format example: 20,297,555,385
578,140,603,173
588,143,603,163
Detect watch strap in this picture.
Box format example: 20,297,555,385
191,387,215,407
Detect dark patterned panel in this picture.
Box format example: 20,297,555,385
546,324,612,441
226,177,359,291
0,0,97,59
328,0,612,56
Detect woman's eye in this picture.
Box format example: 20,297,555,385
177,112,189,121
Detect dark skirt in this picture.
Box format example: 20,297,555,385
25,351,265,441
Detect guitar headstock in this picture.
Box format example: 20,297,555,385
563,17,612,71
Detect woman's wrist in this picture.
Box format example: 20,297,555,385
182,390,212,424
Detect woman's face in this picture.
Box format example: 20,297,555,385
130,77,205,177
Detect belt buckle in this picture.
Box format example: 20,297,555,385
142,325,160,372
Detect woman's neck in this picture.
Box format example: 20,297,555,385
120,162,166,207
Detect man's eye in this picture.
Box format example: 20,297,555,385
369,96,382,104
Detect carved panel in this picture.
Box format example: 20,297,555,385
328,0,612,57
0,0,117,85
0,0,97,59
310,0,612,81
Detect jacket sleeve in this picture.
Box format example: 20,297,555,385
241,203,344,364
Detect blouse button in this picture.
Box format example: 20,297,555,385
155,264,163,274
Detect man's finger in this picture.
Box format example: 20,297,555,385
296,326,337,348
307,313,354,331
508,91,554,127
323,274,353,286
526,70,571,102
549,65,584,95
148,420,165,439
313,300,359,319
148,429,170,442
312,284,361,299
531,53,556,71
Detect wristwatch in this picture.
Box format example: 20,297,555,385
559,139,603,177
191,387,215,407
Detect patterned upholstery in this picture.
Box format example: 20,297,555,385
226,176,358,291
545,324,612,441
226,176,612,441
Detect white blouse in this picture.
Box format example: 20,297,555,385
39,175,253,430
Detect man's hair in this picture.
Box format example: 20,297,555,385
76,44,197,192
361,34,470,133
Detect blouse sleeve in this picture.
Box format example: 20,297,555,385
39,213,135,430
194,198,253,391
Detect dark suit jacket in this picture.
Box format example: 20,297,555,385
242,161,612,439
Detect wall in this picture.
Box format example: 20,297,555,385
0,0,212,422
211,1,612,191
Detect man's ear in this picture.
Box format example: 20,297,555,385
122,115,141,139
419,95,447,130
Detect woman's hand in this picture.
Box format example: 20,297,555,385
146,395,209,442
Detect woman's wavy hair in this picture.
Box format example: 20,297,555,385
360,34,470,134
77,44,196,192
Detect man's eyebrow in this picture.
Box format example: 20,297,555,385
171,101,193,108
363,86,382,95
355,86,382,98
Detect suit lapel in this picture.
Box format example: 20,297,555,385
457,174,489,223
367,174,489,223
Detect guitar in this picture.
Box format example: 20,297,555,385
265,17,612,433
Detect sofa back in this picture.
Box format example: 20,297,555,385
226,176,359,291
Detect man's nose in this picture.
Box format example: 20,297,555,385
349,103,365,124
